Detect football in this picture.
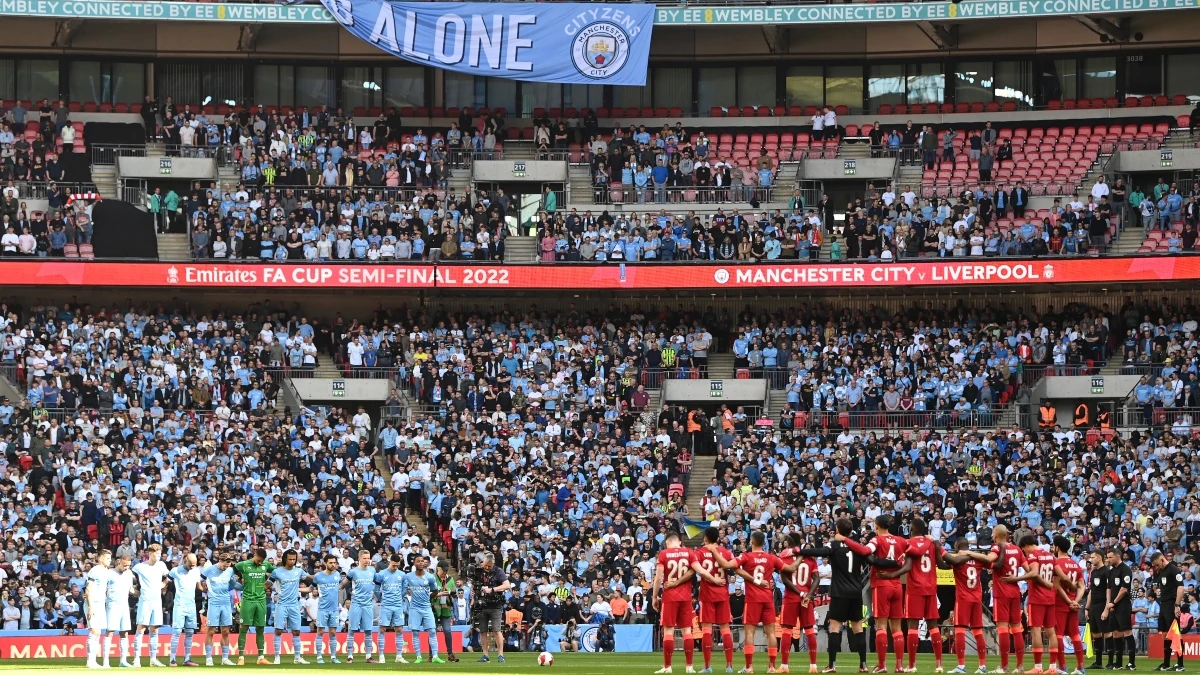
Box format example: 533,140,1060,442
538,651,554,666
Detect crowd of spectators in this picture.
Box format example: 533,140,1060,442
186,183,516,261
586,126,779,206
0,100,95,257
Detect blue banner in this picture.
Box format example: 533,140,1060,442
320,0,654,86
543,624,654,652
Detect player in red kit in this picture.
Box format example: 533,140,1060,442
779,533,820,674
733,531,784,673
841,515,907,673
1012,536,1060,674
1051,536,1086,675
885,518,944,673
939,539,987,674
969,525,1027,673
654,532,697,674
692,527,736,673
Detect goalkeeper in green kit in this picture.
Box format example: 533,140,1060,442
233,548,275,665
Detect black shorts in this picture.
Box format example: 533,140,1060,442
828,597,863,623
474,607,504,633
1088,608,1109,634
1110,606,1133,632
1159,613,1176,633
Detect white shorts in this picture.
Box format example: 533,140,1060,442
106,608,132,633
88,605,108,632
137,603,164,627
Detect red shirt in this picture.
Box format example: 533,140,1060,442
692,546,734,604
990,542,1027,600
779,548,818,602
1027,548,1058,605
738,550,783,604
1054,556,1084,610
856,534,907,587
904,536,939,596
952,558,984,604
657,547,695,603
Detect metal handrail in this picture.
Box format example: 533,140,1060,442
2,181,100,202
91,144,149,165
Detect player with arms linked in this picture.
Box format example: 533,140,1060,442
801,516,900,674
840,515,908,673
938,539,988,674
882,518,944,673
653,531,698,674
691,527,737,674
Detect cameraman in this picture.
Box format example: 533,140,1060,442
528,619,548,652
596,619,616,653
472,553,512,663
559,619,581,652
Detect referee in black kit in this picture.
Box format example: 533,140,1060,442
1103,549,1136,670
1151,552,1187,672
1087,550,1112,671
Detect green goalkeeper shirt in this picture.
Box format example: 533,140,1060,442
233,559,276,603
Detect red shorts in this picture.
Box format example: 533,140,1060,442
661,599,695,628
993,594,1023,625
955,601,983,629
1056,607,1080,637
700,599,733,625
1028,603,1056,629
781,601,816,629
872,584,904,619
905,593,939,621
743,600,777,627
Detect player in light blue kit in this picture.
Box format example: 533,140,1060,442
401,555,446,664
343,549,379,664
269,550,311,665
167,553,203,667
132,543,169,667
312,555,343,664
201,554,238,666
375,554,410,664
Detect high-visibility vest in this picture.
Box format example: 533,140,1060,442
1039,404,1057,428
1074,403,1090,427
687,411,702,433
1098,410,1112,429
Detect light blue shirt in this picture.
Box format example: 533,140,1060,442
270,566,305,606
169,565,203,613
202,565,237,607
375,568,407,610
313,571,342,613
400,571,438,611
347,567,377,607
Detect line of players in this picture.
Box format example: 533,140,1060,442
83,544,455,669
653,517,1165,675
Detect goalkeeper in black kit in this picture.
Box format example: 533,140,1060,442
794,517,900,673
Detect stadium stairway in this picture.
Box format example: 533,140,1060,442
1109,222,1146,256
1163,128,1198,150
684,454,718,542
766,387,790,418
313,360,342,378
157,232,191,261
91,164,119,200
0,372,23,402
706,353,735,380
895,161,925,193
837,142,873,160
503,235,538,263
567,164,593,206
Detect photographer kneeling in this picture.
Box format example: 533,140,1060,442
559,619,581,652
